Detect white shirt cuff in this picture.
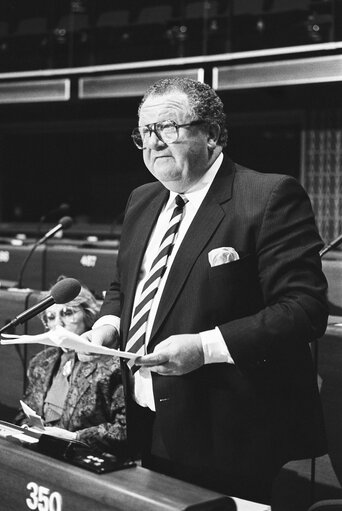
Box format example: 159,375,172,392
92,315,120,334
199,327,234,364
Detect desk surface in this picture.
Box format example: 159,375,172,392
326,316,342,337
0,437,270,511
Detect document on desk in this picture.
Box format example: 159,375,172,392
0,325,137,359
0,420,40,444
20,400,45,431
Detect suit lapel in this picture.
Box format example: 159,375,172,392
149,157,235,344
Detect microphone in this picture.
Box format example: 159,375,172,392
37,216,73,246
0,278,81,333
320,233,342,257
17,216,73,289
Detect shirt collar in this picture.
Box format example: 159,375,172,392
167,152,223,210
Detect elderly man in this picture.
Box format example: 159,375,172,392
87,77,328,503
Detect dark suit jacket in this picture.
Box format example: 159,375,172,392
101,157,328,492
15,348,127,455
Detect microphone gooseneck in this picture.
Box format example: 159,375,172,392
37,216,73,247
319,233,342,257
17,216,73,289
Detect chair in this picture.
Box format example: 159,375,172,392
14,16,47,36
51,12,90,67
184,1,219,20
96,9,130,29
131,4,176,61
10,16,49,70
0,21,10,71
94,9,131,64
182,0,230,56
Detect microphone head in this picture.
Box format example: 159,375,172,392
50,278,81,304
59,216,73,229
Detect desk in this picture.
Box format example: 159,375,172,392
0,437,269,511
44,244,118,298
316,316,342,488
0,243,44,289
0,289,44,408
326,316,342,337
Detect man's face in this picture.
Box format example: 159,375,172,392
138,92,211,193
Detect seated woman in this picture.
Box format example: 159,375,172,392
15,277,127,456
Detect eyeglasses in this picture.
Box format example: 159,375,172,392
42,306,82,327
131,119,205,149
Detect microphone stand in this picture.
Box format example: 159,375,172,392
310,233,342,504
319,233,342,258
17,239,44,289
14,217,72,390
17,217,72,289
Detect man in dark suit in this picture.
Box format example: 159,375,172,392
87,77,328,503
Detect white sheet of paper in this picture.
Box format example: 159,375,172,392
20,400,45,431
1,326,137,360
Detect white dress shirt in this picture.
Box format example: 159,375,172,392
94,152,234,410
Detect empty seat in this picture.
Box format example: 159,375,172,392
0,21,9,38
136,4,173,24
184,1,219,19
10,16,49,71
53,13,89,35
129,4,176,61
0,21,10,71
96,9,130,28
14,16,47,36
51,13,91,67
94,8,132,64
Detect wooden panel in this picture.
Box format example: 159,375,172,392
0,438,235,511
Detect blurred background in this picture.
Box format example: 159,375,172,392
0,0,340,243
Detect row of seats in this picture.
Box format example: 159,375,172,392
0,237,341,311
0,1,335,70
0,1,230,68
0,239,118,299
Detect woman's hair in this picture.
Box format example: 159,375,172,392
41,275,100,330
138,77,228,147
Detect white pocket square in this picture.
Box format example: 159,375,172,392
208,247,240,267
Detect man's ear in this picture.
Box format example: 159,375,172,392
207,122,221,150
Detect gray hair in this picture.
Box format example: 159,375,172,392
138,77,228,147
40,276,100,330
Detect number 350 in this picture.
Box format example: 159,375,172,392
26,482,62,511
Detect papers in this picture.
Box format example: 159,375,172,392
0,420,40,445
0,325,137,360
20,400,45,431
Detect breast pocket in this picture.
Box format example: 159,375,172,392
208,254,260,321
209,253,253,283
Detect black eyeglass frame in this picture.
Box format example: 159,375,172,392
42,306,82,327
131,119,206,149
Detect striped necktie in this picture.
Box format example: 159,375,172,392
126,194,188,372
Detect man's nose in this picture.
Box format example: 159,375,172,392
146,130,165,149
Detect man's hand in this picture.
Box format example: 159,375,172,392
78,324,118,362
134,334,204,375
